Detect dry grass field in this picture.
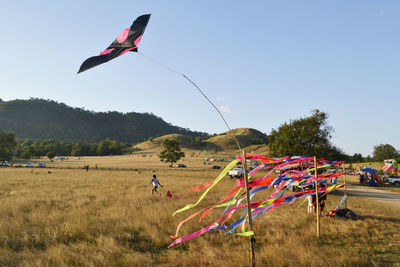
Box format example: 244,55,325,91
348,162,385,171
32,150,234,170
1,154,400,266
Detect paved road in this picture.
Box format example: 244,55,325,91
341,185,400,207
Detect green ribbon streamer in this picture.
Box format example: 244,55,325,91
240,214,247,233
258,198,276,208
173,159,239,216
214,199,237,208
306,164,330,173
214,191,241,208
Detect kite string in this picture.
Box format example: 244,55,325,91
138,52,242,151
138,52,181,75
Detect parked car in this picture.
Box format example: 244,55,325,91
25,162,34,168
0,161,9,167
177,164,187,168
384,175,400,186
228,167,244,178
211,165,221,169
36,163,46,168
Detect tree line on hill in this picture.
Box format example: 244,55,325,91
0,131,129,161
0,98,208,143
0,130,16,161
16,138,129,159
1,108,399,163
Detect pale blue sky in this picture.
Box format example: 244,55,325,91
0,1,399,156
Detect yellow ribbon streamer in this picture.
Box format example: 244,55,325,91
173,159,239,215
237,231,254,237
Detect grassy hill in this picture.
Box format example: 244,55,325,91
243,144,269,155
134,134,220,152
134,128,269,152
206,128,268,151
0,98,208,143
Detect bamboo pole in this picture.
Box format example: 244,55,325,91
242,150,256,267
314,156,320,238
343,163,347,209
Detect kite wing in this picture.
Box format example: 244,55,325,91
77,14,151,74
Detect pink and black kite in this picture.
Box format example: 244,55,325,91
78,14,151,74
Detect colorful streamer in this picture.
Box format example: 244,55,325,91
169,155,346,248
173,159,239,215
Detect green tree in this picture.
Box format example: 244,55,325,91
20,146,35,159
79,143,92,156
21,149,32,159
350,153,364,163
364,155,372,163
71,143,83,156
90,143,98,155
373,144,400,161
46,151,55,161
97,138,112,156
268,110,347,160
0,130,16,161
159,139,185,167
109,140,122,155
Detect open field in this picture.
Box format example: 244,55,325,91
1,154,400,266
24,150,236,170
347,162,385,172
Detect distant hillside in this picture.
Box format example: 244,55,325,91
206,128,268,150
0,98,208,143
134,128,268,152
134,134,221,151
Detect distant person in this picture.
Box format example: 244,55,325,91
307,195,313,214
150,175,163,195
312,193,327,215
362,173,368,184
319,193,327,214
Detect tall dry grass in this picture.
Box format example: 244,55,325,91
1,156,399,266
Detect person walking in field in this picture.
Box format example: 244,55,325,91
150,175,163,195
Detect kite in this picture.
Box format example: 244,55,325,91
77,14,151,73
76,14,241,149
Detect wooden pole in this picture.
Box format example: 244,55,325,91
242,150,256,267
343,163,347,209
314,156,320,238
